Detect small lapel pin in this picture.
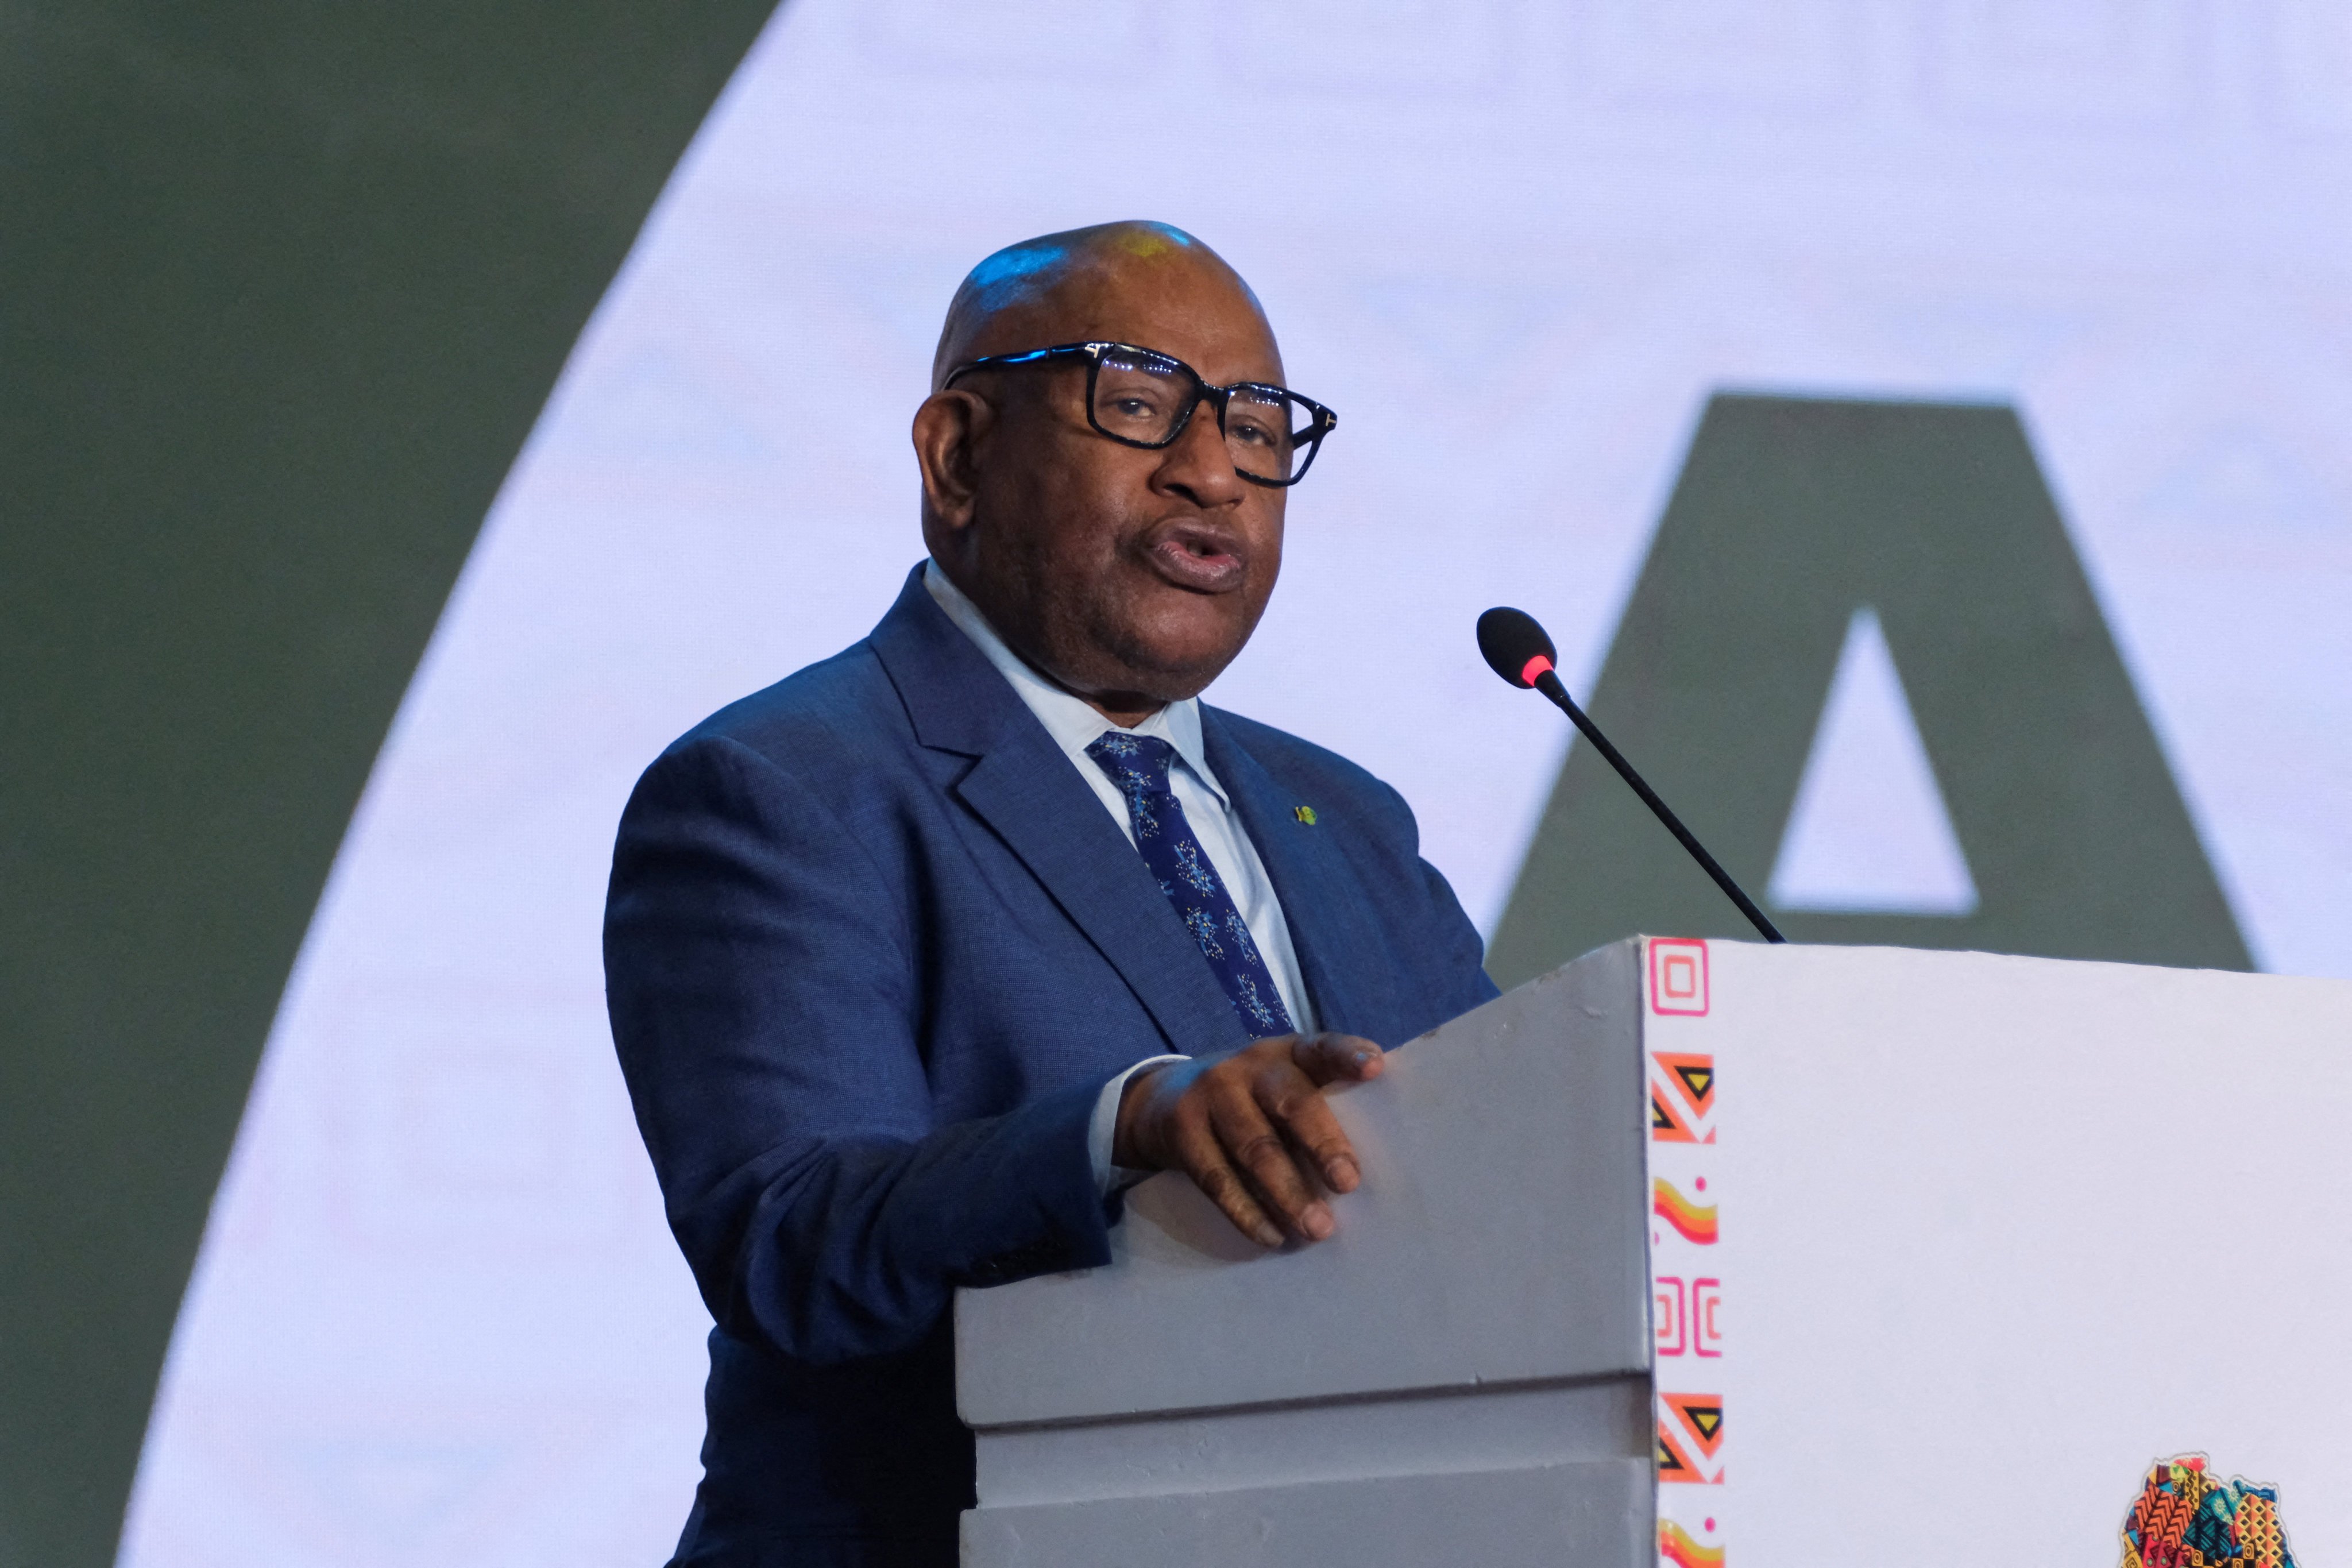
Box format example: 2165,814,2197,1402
1293,805,1318,825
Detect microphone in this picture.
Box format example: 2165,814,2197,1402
1477,607,1785,945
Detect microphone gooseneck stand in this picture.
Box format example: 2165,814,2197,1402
1477,605,1785,945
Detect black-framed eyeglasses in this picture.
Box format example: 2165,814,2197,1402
944,341,1337,487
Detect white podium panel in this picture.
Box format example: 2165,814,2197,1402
957,940,2352,1567
1669,939,2352,1568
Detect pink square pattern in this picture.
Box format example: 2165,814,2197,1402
1650,937,1710,1016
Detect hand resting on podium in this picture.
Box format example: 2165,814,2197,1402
1112,1032,1386,1250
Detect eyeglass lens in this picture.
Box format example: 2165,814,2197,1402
1092,346,1316,482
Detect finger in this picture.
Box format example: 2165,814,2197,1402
1256,1065,1362,1194
1169,1103,1284,1249
1207,1075,1334,1242
1291,1032,1384,1088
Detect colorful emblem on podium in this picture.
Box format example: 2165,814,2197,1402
1656,1392,1724,1484
2119,1455,2299,1568
1651,1051,1717,1142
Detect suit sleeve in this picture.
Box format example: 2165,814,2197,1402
1418,850,1504,1016
603,734,1114,1368
1372,773,1504,1021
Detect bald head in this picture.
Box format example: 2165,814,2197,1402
930,221,1276,391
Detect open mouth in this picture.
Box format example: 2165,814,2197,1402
1141,519,1248,593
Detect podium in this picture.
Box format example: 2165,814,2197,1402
955,939,2352,1567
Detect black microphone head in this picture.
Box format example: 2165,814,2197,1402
1477,607,1558,689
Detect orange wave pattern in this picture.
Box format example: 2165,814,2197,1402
1659,1520,1725,1567
1654,1178,1718,1244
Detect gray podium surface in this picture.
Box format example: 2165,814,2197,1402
959,937,2352,1567
956,940,1654,1568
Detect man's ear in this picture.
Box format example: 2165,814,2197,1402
912,389,995,533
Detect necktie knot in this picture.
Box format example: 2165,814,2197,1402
1086,732,1178,840
1085,730,1175,782
1083,729,1295,1040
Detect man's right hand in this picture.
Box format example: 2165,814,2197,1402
1111,1033,1385,1249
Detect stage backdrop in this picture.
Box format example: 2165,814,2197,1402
101,2,2352,1565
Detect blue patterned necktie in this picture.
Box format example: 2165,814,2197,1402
1085,732,1296,1040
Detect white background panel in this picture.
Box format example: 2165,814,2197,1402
123,2,2352,1563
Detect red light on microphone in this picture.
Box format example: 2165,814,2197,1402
1520,654,1554,688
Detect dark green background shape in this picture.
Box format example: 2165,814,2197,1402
0,3,778,1561
1487,394,2251,989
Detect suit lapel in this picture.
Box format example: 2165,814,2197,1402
953,744,1249,1054
1202,710,1390,1041
867,566,1247,1056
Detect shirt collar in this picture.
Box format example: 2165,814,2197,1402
922,559,1223,803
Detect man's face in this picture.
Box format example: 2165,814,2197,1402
917,253,1290,715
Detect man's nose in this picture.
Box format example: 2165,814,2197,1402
1151,399,1247,507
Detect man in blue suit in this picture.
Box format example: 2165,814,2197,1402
604,221,1500,1566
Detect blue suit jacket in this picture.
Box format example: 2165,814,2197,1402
604,566,1499,1566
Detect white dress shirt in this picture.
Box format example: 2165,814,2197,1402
922,562,1317,1192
